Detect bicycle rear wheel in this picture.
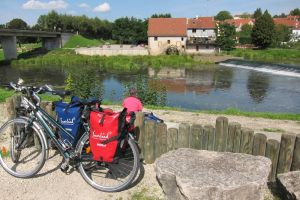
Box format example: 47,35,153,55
76,133,140,192
0,118,46,178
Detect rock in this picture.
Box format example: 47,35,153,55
277,171,300,200
155,148,271,200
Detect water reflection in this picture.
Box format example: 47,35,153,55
1,64,300,113
247,72,270,103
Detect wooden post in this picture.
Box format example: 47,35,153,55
226,122,241,152
265,139,280,182
177,123,190,148
134,112,145,158
240,128,254,154
155,123,167,159
190,124,202,150
205,125,215,151
167,128,178,151
277,133,296,174
291,134,300,171
201,126,209,150
252,133,267,156
144,120,156,164
214,117,228,152
5,97,15,118
233,123,242,153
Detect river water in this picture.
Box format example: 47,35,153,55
1,60,300,113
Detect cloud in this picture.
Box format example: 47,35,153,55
93,2,110,13
79,3,90,8
22,0,68,10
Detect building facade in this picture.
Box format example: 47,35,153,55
148,18,187,55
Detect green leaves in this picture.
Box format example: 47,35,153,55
216,23,236,51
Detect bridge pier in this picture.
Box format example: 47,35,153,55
42,37,61,50
0,36,17,60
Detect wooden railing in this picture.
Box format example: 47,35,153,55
134,113,300,182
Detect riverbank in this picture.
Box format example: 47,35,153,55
225,48,300,66
11,49,215,71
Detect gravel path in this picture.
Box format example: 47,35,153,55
0,150,164,200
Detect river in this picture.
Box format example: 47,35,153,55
1,60,300,113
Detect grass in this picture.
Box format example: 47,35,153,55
11,49,214,72
131,188,161,200
262,128,284,133
63,35,116,48
0,50,4,61
226,48,300,66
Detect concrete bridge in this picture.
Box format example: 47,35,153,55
0,29,73,60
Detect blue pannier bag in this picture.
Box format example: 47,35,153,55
144,112,164,123
54,96,82,146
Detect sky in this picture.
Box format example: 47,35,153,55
0,0,299,25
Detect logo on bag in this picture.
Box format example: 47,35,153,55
60,117,75,125
92,131,112,140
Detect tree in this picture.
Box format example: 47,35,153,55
112,17,147,44
273,13,287,18
0,24,5,29
253,8,262,19
239,12,252,18
273,24,292,46
216,23,236,51
238,24,253,44
290,8,300,16
215,11,233,21
151,13,171,18
6,18,28,29
251,10,275,49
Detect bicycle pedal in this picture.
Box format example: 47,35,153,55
60,161,70,173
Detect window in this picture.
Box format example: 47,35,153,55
206,44,209,49
196,45,199,51
167,40,170,44
192,29,196,33
154,37,158,41
181,37,184,41
203,29,206,32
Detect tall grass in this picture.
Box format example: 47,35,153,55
11,49,214,72
227,48,300,65
63,35,116,48
0,50,4,61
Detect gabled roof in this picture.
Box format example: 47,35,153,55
273,18,299,28
148,18,187,37
187,17,216,29
225,18,254,27
287,15,300,21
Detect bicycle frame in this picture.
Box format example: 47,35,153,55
23,96,84,160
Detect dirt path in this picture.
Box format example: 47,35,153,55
0,150,164,200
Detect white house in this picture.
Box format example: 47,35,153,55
148,18,187,55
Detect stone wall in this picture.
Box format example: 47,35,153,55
75,45,149,56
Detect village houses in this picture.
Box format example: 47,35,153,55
148,15,300,55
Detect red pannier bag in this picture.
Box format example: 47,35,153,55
89,108,134,162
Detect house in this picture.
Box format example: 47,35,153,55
148,18,187,55
225,18,254,32
273,17,300,41
186,17,217,54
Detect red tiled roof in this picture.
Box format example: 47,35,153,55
273,18,299,28
148,18,187,37
287,15,300,20
187,17,216,29
225,18,254,27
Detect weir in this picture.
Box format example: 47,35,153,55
220,59,300,78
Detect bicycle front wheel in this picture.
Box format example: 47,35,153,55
76,133,140,192
0,118,46,178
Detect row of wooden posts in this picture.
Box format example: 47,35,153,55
5,96,300,182
134,112,300,182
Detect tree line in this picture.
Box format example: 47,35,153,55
216,8,300,50
0,11,171,45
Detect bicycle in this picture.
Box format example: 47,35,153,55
0,81,140,192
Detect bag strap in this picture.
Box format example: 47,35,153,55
101,108,127,144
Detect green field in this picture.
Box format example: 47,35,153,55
226,48,300,65
0,50,4,61
63,35,116,48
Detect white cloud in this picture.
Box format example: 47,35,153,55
93,2,110,13
22,0,68,10
79,3,90,8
